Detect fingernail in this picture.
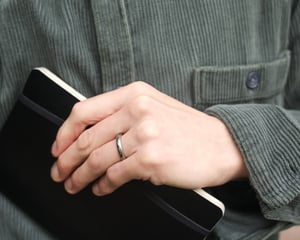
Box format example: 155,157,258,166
93,185,102,196
51,163,61,182
51,141,58,156
65,179,73,193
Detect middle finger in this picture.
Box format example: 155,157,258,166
63,126,138,194
51,108,131,182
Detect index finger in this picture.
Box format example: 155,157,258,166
51,87,127,157
51,81,196,157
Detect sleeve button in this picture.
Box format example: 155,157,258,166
246,71,260,89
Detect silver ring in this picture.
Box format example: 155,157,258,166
116,133,126,160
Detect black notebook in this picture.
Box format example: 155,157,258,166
0,68,224,240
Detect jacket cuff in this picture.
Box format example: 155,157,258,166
205,104,300,211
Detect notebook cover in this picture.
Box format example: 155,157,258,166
0,68,224,240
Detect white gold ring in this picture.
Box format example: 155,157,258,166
116,133,126,160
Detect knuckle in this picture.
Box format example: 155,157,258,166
128,95,153,118
128,81,151,95
55,129,64,143
98,175,115,195
55,128,68,150
137,149,165,186
76,129,92,151
71,102,83,118
135,120,159,143
139,146,161,170
56,157,71,175
106,168,117,185
86,150,102,170
70,174,84,189
150,176,163,186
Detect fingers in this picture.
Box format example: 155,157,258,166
51,107,131,183
92,153,147,196
51,87,128,157
63,138,122,194
61,126,141,195
51,81,199,158
51,98,162,195
50,82,204,196
51,94,159,184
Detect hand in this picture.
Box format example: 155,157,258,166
51,82,248,196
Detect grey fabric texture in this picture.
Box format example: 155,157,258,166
1,0,300,239
0,194,54,239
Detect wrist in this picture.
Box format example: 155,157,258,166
209,115,249,184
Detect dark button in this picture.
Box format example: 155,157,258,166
246,71,260,89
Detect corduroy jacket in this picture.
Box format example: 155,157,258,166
1,1,300,239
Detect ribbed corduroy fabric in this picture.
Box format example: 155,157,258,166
0,194,53,239
206,105,300,215
1,1,300,239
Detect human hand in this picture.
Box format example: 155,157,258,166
51,82,248,196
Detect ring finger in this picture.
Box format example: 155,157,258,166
51,108,132,183
64,130,135,194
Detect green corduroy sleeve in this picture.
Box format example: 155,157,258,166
205,104,300,223
205,2,300,224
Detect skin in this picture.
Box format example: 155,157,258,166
51,81,248,196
